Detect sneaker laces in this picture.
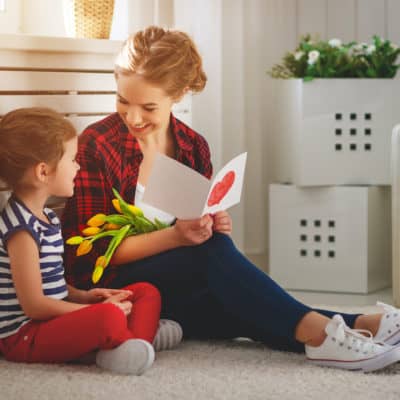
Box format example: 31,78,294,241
328,315,377,355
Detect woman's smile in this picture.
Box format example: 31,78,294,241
129,123,152,135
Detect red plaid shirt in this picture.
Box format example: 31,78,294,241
62,112,212,289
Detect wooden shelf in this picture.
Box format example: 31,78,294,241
0,33,122,54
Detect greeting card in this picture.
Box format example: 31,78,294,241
142,152,247,219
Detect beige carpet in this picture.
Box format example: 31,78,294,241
1,305,400,400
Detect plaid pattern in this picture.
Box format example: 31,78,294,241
62,112,212,289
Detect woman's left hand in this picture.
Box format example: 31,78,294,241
85,288,133,304
212,211,232,235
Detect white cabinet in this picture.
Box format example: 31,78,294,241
271,78,400,186
269,184,391,293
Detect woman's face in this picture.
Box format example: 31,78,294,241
116,73,176,139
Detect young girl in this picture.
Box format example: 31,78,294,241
62,26,400,372
0,107,181,375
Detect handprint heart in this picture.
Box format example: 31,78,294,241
207,171,235,207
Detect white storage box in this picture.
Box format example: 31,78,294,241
271,78,400,186
269,184,391,293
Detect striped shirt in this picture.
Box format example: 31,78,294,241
0,197,68,338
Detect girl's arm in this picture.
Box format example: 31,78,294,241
9,231,132,318
66,284,90,303
67,284,132,304
8,230,90,320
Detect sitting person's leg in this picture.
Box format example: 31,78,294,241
105,234,351,349
1,303,155,375
122,281,183,351
106,232,400,370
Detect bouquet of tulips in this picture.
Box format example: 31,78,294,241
66,188,169,284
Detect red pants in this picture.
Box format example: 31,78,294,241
0,282,161,363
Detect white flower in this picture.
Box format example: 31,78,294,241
366,44,376,55
294,51,304,61
307,50,320,65
328,38,342,48
350,42,367,55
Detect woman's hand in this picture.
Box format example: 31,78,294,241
173,214,214,245
102,292,132,316
212,211,232,235
85,288,133,304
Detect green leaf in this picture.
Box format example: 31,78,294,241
154,218,169,229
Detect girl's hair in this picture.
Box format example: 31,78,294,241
115,25,207,99
0,107,76,191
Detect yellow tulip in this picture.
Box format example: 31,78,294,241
112,199,122,213
76,240,93,256
92,266,104,284
127,204,144,217
104,223,121,230
87,213,107,227
82,226,101,236
95,255,107,268
66,236,84,245
112,198,143,217
92,255,108,283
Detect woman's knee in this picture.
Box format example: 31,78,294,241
207,232,235,249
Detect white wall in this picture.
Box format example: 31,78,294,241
2,0,399,269
0,0,21,33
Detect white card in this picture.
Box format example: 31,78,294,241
142,152,247,219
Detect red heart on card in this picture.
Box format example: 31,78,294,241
207,171,235,207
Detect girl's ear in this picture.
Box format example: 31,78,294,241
34,162,50,183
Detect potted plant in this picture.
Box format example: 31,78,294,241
268,35,400,186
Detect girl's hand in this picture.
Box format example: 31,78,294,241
85,288,133,304
102,292,132,316
174,214,213,245
212,211,232,235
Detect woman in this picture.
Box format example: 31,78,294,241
62,26,400,372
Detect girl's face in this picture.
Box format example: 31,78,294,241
48,136,79,198
116,74,176,139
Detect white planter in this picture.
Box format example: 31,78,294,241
269,184,391,293
270,78,400,186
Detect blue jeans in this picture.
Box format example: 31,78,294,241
108,233,359,353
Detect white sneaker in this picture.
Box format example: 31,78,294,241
374,302,400,345
96,339,155,375
305,314,400,372
152,319,183,351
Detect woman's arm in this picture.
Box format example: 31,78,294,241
8,230,88,320
111,214,214,265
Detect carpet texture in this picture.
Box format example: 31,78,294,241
1,305,400,400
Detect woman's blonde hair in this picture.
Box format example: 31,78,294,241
0,107,76,190
115,26,207,99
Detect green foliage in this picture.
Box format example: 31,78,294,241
268,35,400,81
